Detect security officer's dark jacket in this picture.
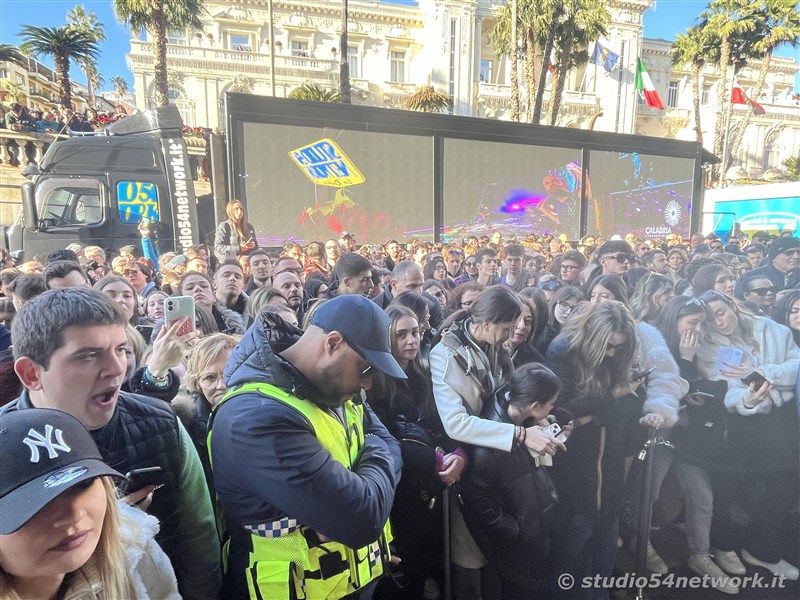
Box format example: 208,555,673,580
210,316,403,548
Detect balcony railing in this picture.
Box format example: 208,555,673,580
0,128,59,168
476,83,601,118
129,40,340,84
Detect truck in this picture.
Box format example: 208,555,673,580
1,105,202,260
2,94,715,258
701,182,800,240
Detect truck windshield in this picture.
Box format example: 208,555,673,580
37,178,103,228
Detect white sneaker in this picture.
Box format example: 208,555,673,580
740,549,799,581
713,549,746,575
688,554,739,594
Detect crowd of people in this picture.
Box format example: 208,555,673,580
0,222,798,600
0,102,129,135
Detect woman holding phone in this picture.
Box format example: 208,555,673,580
695,290,800,580
214,200,258,261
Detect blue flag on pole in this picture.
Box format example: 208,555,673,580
591,42,620,73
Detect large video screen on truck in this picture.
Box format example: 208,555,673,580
587,151,695,240
443,139,583,240
238,122,434,244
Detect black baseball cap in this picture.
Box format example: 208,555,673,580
0,408,123,535
768,236,799,261
310,295,407,379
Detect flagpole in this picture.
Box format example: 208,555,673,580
614,40,626,132
720,68,736,186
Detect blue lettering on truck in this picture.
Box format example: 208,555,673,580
118,181,159,223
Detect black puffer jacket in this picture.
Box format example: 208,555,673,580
459,396,556,599
545,335,643,514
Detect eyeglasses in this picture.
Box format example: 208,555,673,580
123,269,142,277
556,301,576,314
710,244,723,251
343,339,375,378
560,264,579,271
465,261,477,268
745,286,776,296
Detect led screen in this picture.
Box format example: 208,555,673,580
239,122,434,244
443,138,583,240
587,151,695,240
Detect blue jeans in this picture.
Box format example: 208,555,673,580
551,508,619,600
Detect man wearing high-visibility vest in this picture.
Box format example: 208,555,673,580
209,295,404,599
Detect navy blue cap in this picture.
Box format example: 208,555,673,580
311,295,406,379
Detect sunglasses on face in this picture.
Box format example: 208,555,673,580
745,286,776,296
344,339,375,378
710,244,723,250
781,249,800,257
465,261,476,267
608,253,634,263
606,340,626,351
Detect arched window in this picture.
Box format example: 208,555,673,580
763,129,781,171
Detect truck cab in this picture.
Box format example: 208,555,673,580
1,105,200,260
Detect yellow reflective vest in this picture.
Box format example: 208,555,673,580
208,382,392,599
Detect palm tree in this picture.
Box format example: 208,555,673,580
110,75,129,99
403,86,453,112
18,25,99,108
339,0,351,104
728,0,800,161
288,82,342,103
1,79,27,104
113,0,205,107
0,44,26,65
783,155,800,180
699,0,756,170
672,26,706,143
533,0,561,124
491,1,521,121
67,4,106,109
548,0,610,126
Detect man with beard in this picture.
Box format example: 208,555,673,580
208,294,403,600
214,261,248,316
273,271,305,321
245,249,272,293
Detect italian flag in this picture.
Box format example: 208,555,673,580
636,58,664,110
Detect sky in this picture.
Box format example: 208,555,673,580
0,0,797,92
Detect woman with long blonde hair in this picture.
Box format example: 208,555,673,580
545,301,655,599
214,199,258,261
0,408,179,600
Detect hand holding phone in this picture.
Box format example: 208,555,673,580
165,296,195,337
741,371,768,388
121,466,166,495
630,365,656,382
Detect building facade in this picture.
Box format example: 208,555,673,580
123,0,800,178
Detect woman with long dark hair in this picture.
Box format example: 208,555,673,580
460,363,561,599
653,295,743,594
214,200,258,261
773,289,800,347
431,286,563,598
369,306,465,599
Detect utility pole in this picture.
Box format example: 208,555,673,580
268,0,275,97
339,0,351,103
